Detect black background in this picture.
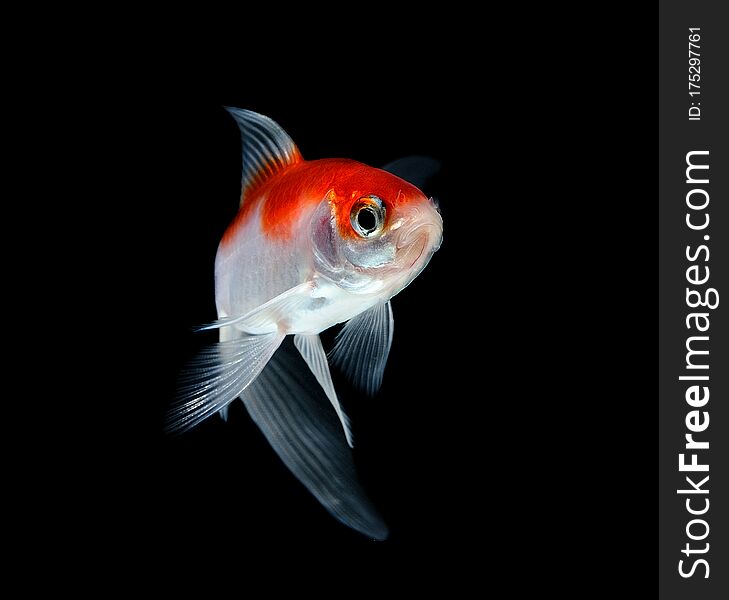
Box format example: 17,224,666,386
159,99,467,537
120,81,493,572
54,25,661,589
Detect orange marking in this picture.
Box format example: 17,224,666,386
220,158,426,246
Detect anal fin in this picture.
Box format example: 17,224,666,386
240,338,388,540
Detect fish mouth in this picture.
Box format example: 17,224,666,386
396,218,442,272
399,234,426,269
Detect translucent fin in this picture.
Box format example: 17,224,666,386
293,334,354,448
329,301,394,396
219,405,229,422
241,338,389,540
195,282,314,333
224,107,303,204
381,155,440,190
165,331,284,434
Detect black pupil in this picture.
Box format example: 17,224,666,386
357,207,377,232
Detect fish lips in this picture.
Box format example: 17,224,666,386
392,207,443,284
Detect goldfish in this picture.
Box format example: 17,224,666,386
166,108,443,540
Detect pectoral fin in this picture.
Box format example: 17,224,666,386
195,282,315,333
328,301,394,396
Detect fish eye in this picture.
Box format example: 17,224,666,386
351,195,385,238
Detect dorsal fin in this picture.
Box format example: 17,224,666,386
224,107,303,206
381,155,440,191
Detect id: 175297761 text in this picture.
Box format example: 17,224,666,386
688,28,701,121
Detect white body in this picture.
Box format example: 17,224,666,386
215,200,386,337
